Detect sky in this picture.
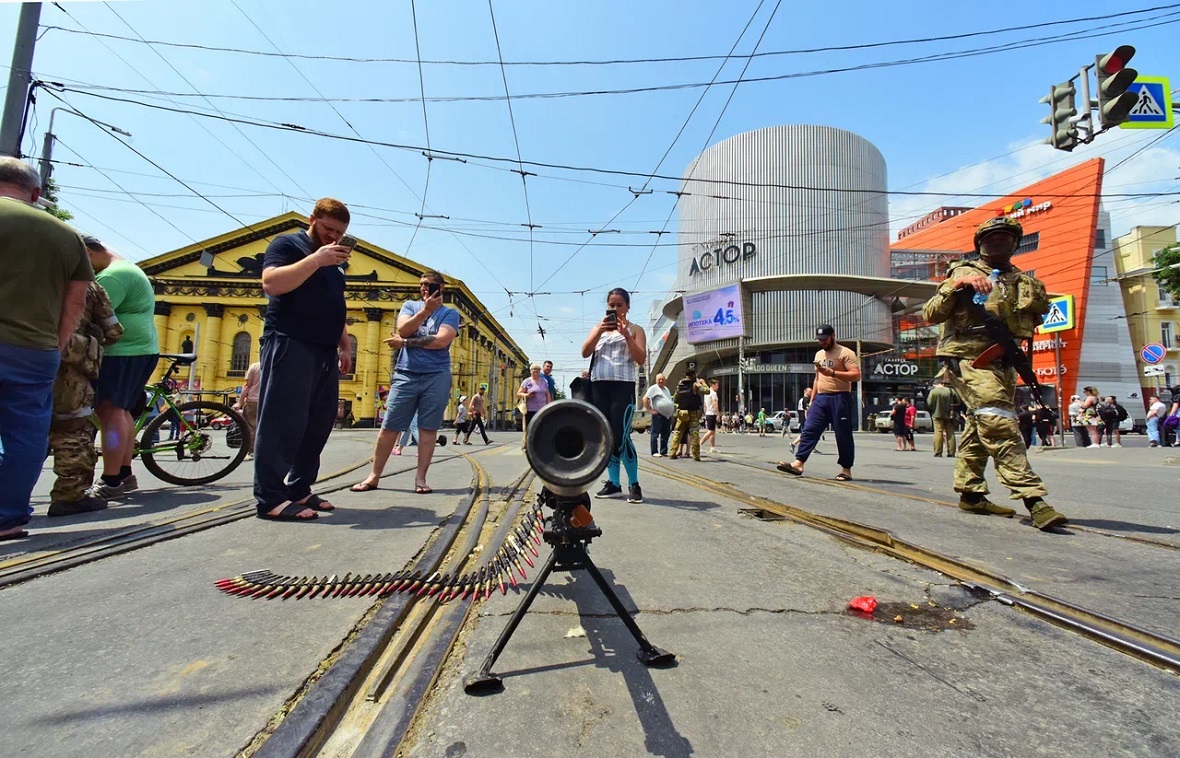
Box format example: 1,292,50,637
4,0,1180,392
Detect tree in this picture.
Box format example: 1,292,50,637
553,388,567,401
40,179,72,222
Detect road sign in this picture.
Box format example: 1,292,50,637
1141,342,1166,364
1120,76,1174,129
1143,365,1165,377
1038,295,1075,334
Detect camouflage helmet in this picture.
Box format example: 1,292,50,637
974,216,1023,251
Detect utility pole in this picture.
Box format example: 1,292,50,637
39,108,133,187
0,2,42,158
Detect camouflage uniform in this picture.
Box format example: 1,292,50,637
923,253,1051,504
668,380,710,461
49,282,123,503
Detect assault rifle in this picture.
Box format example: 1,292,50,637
960,290,1044,405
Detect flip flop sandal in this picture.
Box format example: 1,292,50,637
776,463,803,476
834,473,854,481
415,485,433,495
257,502,318,522
350,482,379,493
0,529,29,541
303,494,335,511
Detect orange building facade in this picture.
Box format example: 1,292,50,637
891,159,1143,412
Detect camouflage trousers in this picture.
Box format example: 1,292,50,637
941,359,1047,500
49,369,99,502
668,410,701,460
932,418,957,457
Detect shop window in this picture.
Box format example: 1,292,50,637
1013,232,1040,256
229,332,251,376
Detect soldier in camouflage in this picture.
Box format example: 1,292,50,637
668,370,710,461
47,281,123,516
922,216,1068,531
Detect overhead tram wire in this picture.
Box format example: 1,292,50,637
486,0,542,338
50,11,1180,108
39,3,1180,67
533,0,772,295
47,3,302,209
403,0,433,258
47,86,1180,203
225,0,514,298
632,0,784,293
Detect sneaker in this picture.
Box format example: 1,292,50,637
89,479,128,499
48,494,108,517
1028,501,1068,530
1150,442,1159,448
595,481,622,499
709,447,719,454
121,474,138,493
1101,442,1111,447
1111,443,1122,448
652,452,663,457
627,483,643,503
958,497,1015,517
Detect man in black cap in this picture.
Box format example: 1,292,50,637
777,324,860,480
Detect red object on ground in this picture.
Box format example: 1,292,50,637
849,596,878,613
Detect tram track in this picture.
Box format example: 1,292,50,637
244,460,539,758
643,457,1180,676
0,453,477,591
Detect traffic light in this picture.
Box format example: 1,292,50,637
1095,45,1138,128
1040,81,1079,151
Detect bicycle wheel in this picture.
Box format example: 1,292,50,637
139,401,250,485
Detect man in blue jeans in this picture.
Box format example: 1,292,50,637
0,158,93,540
776,324,861,481
253,198,354,522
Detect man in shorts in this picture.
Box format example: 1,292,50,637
701,379,720,453
85,236,160,499
352,271,459,494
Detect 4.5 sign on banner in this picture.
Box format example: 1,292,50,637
684,283,745,344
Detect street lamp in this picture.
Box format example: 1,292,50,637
38,107,132,187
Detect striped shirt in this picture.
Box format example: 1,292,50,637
590,326,638,382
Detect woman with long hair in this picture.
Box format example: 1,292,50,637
581,287,647,503
1077,386,1102,447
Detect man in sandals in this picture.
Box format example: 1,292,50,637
776,324,860,481
253,199,354,522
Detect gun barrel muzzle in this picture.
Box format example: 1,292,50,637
524,399,611,496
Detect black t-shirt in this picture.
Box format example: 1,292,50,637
262,231,346,349
1018,409,1033,428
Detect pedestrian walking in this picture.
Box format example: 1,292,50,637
253,198,354,521
642,373,673,457
1098,396,1123,447
776,324,860,481
453,396,469,445
463,386,492,445
921,216,1067,530
232,360,261,458
928,379,957,457
701,379,721,453
0,158,94,541
1034,403,1055,448
1146,394,1166,447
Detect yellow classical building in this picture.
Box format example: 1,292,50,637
1113,225,1180,394
140,212,530,427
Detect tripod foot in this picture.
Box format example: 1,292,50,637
637,646,676,667
463,672,504,694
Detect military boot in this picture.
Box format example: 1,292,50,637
958,494,1016,517
48,493,108,517
1026,500,1068,530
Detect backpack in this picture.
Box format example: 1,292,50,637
675,380,702,412
1115,403,1128,422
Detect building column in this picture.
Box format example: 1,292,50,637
198,303,224,391
151,302,172,384
361,308,382,422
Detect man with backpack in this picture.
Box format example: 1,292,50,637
1098,395,1124,448
668,369,709,461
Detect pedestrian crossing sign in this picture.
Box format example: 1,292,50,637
1038,294,1074,334
1121,76,1173,129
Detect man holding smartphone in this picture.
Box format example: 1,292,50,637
253,198,353,522
777,324,861,481
353,270,459,495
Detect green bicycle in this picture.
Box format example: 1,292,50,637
124,353,251,486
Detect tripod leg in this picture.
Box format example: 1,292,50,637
579,552,676,667
464,549,559,694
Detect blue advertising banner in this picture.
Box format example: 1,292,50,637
684,283,744,344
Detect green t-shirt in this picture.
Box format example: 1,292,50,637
927,385,955,419
97,259,159,356
0,197,92,349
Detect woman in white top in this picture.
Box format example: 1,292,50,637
580,287,647,503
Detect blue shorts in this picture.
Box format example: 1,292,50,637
381,370,452,432
96,354,159,411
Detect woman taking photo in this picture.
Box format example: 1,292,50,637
581,288,647,503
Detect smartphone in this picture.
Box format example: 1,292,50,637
427,281,441,297
813,360,822,368
604,309,618,329
339,234,358,252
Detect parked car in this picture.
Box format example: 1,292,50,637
912,410,933,432
874,411,893,433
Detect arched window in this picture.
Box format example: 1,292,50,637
347,335,359,377
230,332,251,373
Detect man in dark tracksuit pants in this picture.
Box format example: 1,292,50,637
777,324,861,481
253,199,354,522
